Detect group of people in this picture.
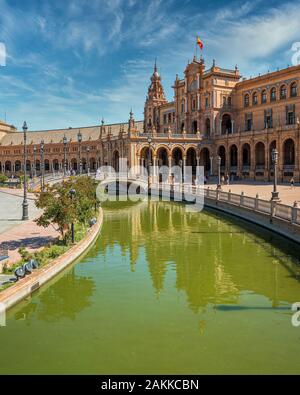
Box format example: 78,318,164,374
220,174,231,186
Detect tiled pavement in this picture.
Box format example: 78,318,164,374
0,188,60,268
208,182,300,206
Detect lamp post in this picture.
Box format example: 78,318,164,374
63,135,67,177
77,131,82,175
22,121,29,221
271,148,280,201
87,146,90,175
33,146,37,178
147,136,152,190
217,156,222,190
40,140,45,191
69,188,76,244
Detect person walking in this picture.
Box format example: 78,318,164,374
290,177,295,189
226,174,230,185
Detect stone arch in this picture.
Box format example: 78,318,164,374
200,147,210,173
244,93,250,107
53,159,59,171
270,87,277,101
71,158,77,171
15,160,21,172
186,147,197,175
156,146,169,167
218,145,226,167
5,161,11,172
221,114,232,134
44,159,50,172
290,81,298,97
252,91,258,105
255,142,265,166
280,84,287,99
242,143,251,166
112,150,120,172
171,146,183,166
35,160,41,172
283,138,295,165
140,146,154,174
90,157,96,171
26,160,31,172
205,118,211,136
192,120,198,134
230,144,238,167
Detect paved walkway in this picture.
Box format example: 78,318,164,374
208,182,300,206
0,188,60,268
0,188,40,235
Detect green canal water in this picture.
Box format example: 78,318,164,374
1,200,300,374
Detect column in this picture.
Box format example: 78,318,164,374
153,155,158,183
183,156,187,183
168,155,172,183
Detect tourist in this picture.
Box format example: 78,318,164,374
221,175,225,185
226,174,230,185
290,177,295,189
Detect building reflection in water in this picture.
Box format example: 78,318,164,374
12,200,300,322
99,200,300,313
13,269,95,323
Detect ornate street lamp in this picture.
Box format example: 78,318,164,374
87,146,90,175
69,188,76,244
77,130,82,175
33,145,37,178
63,135,68,177
40,139,45,191
217,156,222,190
22,121,29,221
271,148,280,201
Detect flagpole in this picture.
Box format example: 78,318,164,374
195,36,198,60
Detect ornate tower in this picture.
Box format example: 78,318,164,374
144,60,167,133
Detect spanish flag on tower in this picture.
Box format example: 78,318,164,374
197,36,204,50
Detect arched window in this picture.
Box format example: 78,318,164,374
280,85,287,100
255,142,265,166
205,118,211,136
252,92,258,105
244,94,249,107
242,144,251,167
192,120,197,134
270,87,276,102
221,114,232,134
218,146,226,167
261,90,267,104
230,145,238,167
284,139,295,165
181,101,185,114
291,82,297,98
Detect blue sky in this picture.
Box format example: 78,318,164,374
0,0,300,131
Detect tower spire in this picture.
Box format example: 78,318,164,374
154,58,157,73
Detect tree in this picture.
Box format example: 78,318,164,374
35,176,98,244
0,174,8,184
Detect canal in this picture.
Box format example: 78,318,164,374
0,200,300,374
